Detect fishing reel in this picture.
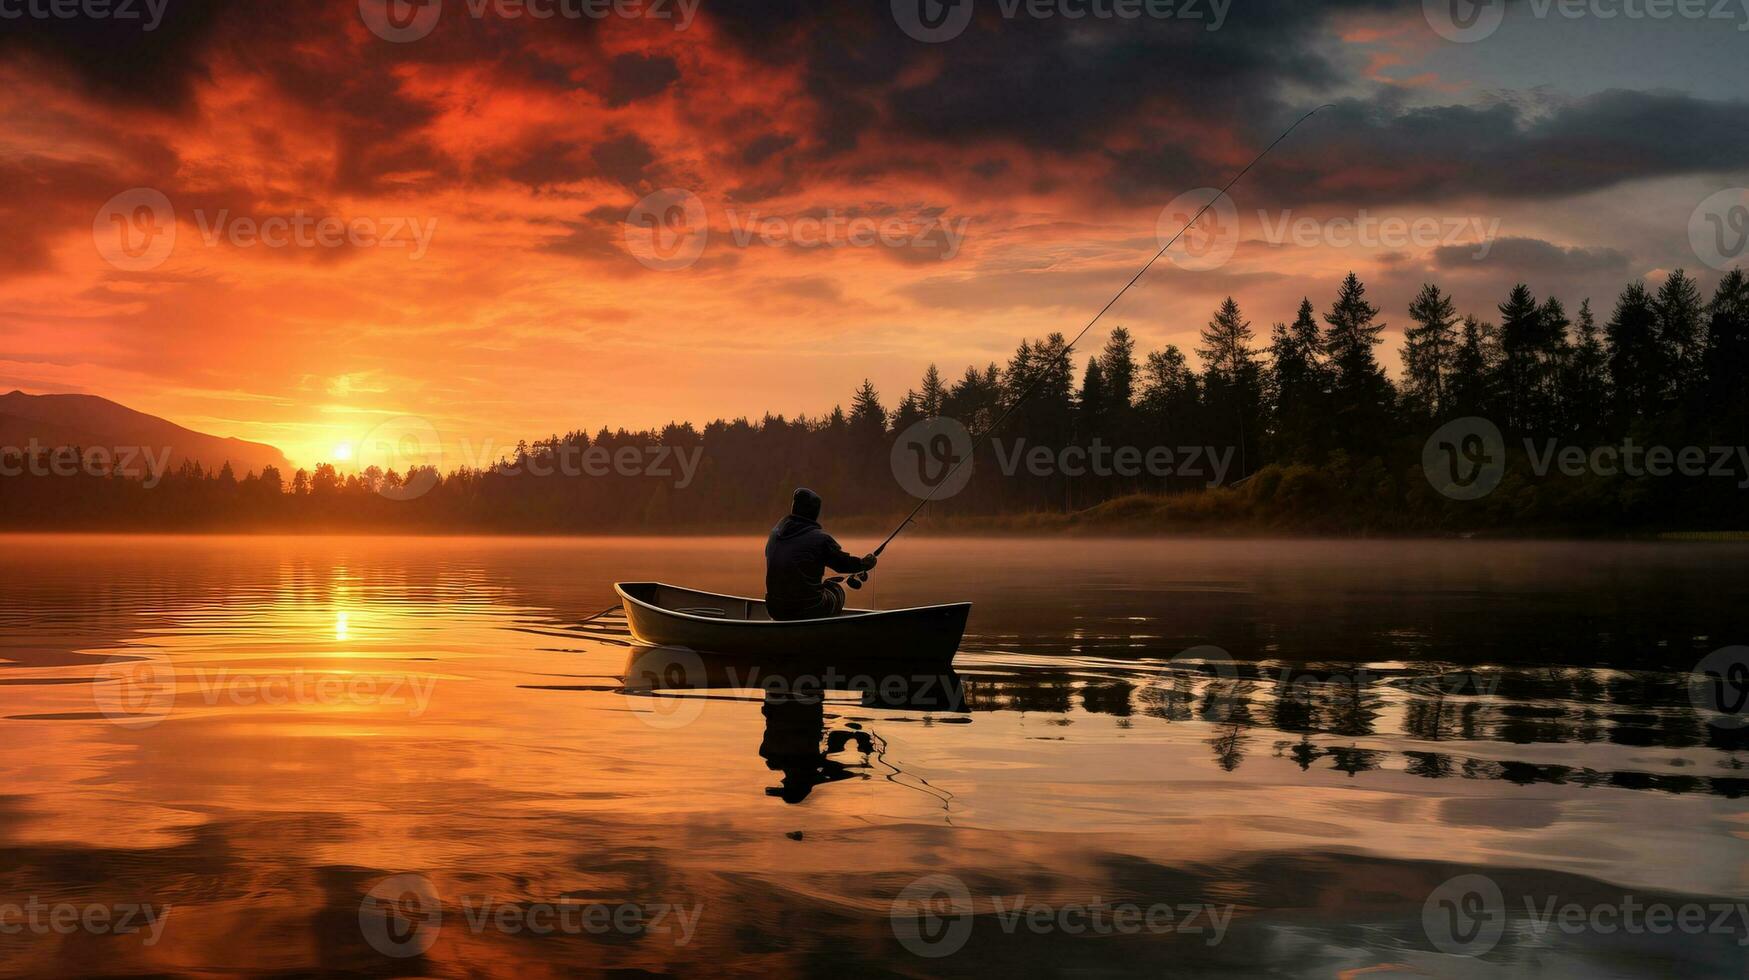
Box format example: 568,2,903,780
845,571,869,591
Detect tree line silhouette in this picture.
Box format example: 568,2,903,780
4,268,1746,533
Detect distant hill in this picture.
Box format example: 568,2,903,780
0,391,292,477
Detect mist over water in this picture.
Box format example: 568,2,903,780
1,535,1745,977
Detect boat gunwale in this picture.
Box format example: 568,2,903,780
614,581,971,628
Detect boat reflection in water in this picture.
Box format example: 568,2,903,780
621,645,965,804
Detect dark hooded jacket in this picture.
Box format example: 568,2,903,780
765,492,869,611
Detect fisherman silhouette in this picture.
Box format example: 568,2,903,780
764,488,877,621
759,693,874,804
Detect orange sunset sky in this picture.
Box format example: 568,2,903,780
2,0,1746,469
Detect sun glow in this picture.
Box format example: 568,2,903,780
332,443,353,462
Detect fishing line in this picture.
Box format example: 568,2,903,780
868,104,1336,561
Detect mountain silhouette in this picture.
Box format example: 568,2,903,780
0,390,291,477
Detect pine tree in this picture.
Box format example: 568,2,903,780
1447,316,1491,419
1198,298,1255,377
1078,357,1109,441
943,363,1001,430
1198,297,1263,476
1099,326,1137,410
1563,299,1609,441
1323,273,1393,448
1140,345,1200,445
891,391,924,433
1606,281,1661,425
1267,298,1328,462
1653,268,1705,401
1006,334,1075,448
1097,326,1138,450
1402,283,1458,420
1703,269,1749,432
1290,297,1325,366
1071,357,1112,503
1005,340,1035,403
919,364,946,417
848,380,887,440
1496,283,1543,432
1539,295,1572,434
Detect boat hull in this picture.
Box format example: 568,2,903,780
614,582,969,662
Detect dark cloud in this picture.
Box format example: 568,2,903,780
706,0,1401,156
0,145,191,281
1225,90,1749,208
0,0,226,112
724,178,792,203
199,6,467,196
589,133,657,189
971,159,1010,180
603,52,679,107
1434,236,1630,275
886,20,1312,148
711,1,1749,217
698,3,922,158
7,0,1747,240
740,133,796,167
539,203,746,276
503,140,592,189
697,3,1748,213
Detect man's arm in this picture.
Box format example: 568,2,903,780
821,535,875,574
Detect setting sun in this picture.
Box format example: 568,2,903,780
332,444,353,462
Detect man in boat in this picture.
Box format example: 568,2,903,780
765,487,877,621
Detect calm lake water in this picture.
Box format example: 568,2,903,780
1,535,1746,978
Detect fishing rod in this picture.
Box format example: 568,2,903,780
861,103,1336,574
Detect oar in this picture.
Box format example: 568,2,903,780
861,103,1337,575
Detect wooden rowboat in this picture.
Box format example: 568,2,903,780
614,582,970,662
